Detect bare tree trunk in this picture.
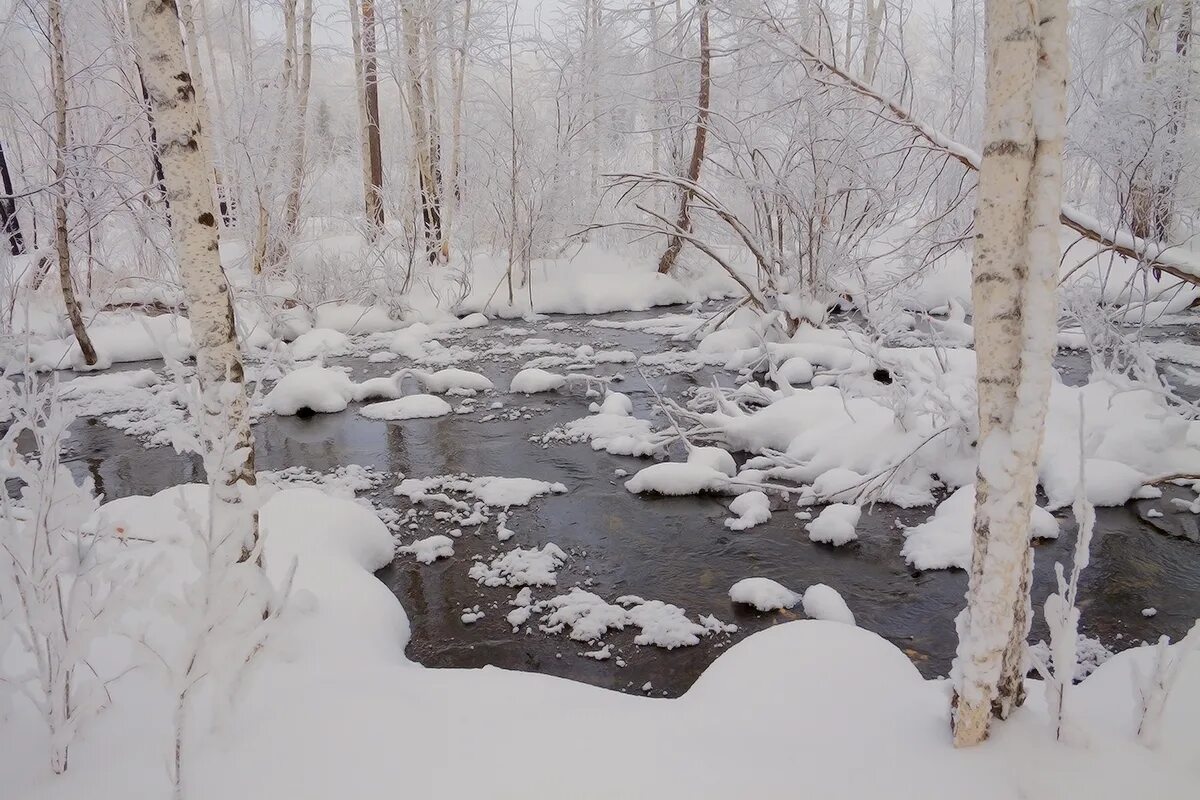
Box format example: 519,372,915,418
401,0,442,262
422,8,446,261
363,0,386,234
861,0,885,81
1130,2,1165,240
281,0,315,241
348,0,373,227
177,0,221,217
951,0,1068,747
656,0,711,275
49,0,98,366
845,0,855,68
126,0,258,556
648,0,662,175
197,0,236,224
444,0,472,261
0,139,26,256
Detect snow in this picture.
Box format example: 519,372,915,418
588,391,633,416
724,491,772,530
624,462,730,496
395,474,568,508
290,328,352,359
413,368,495,394
360,394,453,420
468,543,568,587
805,504,862,546
399,535,455,564
802,584,856,625
2,483,1198,800
533,589,718,649
687,445,738,478
901,485,1059,571
729,577,801,611
264,364,356,415
510,367,567,393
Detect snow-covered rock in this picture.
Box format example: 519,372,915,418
290,328,352,360
805,504,861,546
802,584,855,625
687,445,737,478
265,365,356,415
399,535,455,564
901,485,1059,570
724,491,771,530
624,462,728,496
414,368,495,394
360,395,453,420
728,577,801,611
588,391,633,416
510,368,567,394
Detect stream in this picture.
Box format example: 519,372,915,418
58,306,1200,697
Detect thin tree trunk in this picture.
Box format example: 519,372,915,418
1130,2,1165,240
126,0,258,557
0,139,25,256
177,0,221,217
401,0,442,261
656,0,711,275
348,0,374,227
363,0,386,234
281,0,315,241
861,0,885,81
951,0,1068,747
444,0,472,261
197,0,236,224
49,0,97,367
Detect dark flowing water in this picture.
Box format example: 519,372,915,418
57,308,1200,696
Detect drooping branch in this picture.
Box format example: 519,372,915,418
757,11,1200,286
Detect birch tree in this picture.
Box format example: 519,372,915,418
951,0,1068,747
125,0,258,557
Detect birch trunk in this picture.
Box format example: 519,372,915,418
281,0,315,240
177,0,220,217
401,0,442,261
861,0,885,81
1130,2,1165,240
656,0,710,275
443,0,472,261
348,0,374,227
951,0,1068,747
126,0,259,557
49,0,98,366
363,0,386,234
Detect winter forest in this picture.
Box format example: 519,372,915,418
1,0,1199,795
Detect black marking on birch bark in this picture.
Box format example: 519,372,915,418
1004,27,1035,42
198,212,215,227
173,74,195,102
983,140,1031,157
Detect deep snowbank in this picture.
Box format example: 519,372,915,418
2,485,1196,800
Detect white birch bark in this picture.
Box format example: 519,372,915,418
281,0,315,240
125,0,258,558
951,0,1068,747
443,0,472,261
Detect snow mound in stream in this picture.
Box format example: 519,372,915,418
360,394,453,420
469,543,568,587
802,584,855,625
729,577,801,611
399,535,455,564
264,365,356,415
510,368,567,393
805,503,861,546
724,491,771,530
901,485,1059,571
413,368,495,394
290,328,352,359
624,462,729,495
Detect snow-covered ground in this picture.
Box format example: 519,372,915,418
2,484,1197,799
5,249,1200,797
